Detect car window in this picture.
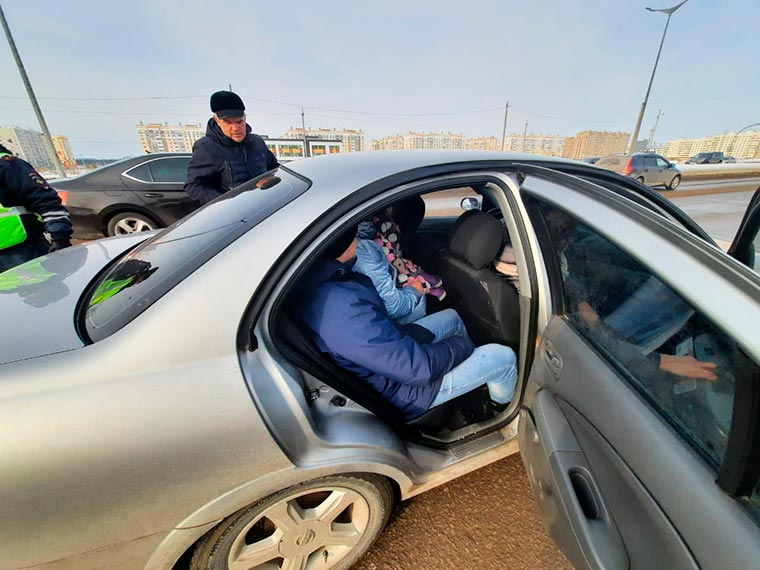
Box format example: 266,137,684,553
81,168,310,342
537,201,758,467
643,156,658,168
124,162,153,182
148,156,191,183
656,157,669,168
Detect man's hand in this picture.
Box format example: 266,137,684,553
577,301,599,328
49,240,72,253
659,354,718,381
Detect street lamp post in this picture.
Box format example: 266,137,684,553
0,1,66,178
626,0,689,155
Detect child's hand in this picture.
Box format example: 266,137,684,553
407,281,424,293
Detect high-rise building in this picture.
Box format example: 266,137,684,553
371,131,464,151
0,126,55,169
281,127,365,152
136,122,204,154
561,131,629,160
52,135,77,169
463,136,500,151
502,133,565,156
663,131,760,161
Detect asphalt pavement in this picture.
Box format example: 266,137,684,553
355,454,572,570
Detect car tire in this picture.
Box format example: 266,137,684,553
636,176,646,185
106,212,160,237
666,175,681,191
190,475,394,570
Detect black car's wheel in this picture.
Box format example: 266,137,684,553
666,175,681,191
190,475,393,570
106,212,160,237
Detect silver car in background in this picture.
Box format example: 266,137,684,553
595,152,682,189
2,151,760,570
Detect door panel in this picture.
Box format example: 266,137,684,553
519,390,628,570
517,169,760,569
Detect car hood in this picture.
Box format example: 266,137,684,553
0,233,152,365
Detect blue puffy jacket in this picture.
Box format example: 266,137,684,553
353,239,425,324
296,258,473,419
184,118,279,205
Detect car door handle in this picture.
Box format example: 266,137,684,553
543,341,563,379
144,192,164,198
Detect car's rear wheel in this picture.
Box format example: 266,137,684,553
636,176,646,185
190,475,393,570
106,212,160,237
667,175,681,191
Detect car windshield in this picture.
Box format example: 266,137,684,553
80,168,310,342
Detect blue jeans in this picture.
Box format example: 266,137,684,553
414,309,518,407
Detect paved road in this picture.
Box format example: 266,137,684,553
671,189,755,243
355,453,572,570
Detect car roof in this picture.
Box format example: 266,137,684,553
286,150,582,192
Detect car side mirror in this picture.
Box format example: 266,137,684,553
668,163,675,169
461,196,480,211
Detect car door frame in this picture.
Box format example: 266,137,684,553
728,187,760,272
121,155,196,225
513,164,760,569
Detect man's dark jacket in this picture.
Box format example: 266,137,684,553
0,154,72,244
184,118,279,205
297,258,474,419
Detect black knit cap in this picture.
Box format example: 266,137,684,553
322,224,358,259
210,90,245,118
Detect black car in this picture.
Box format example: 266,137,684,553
686,151,737,164
52,153,198,239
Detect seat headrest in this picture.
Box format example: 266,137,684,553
448,211,504,269
393,196,426,232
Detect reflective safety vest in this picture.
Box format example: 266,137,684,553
0,257,55,291
0,203,30,250
0,151,30,250
89,276,136,306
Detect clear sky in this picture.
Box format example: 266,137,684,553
1,0,757,158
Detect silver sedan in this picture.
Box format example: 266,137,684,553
2,151,760,570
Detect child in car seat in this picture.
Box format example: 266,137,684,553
358,207,446,301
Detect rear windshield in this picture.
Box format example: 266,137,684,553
80,168,309,342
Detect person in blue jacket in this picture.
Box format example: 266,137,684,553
297,225,517,420
184,91,279,205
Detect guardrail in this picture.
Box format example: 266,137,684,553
677,162,760,181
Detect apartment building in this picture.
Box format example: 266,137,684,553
52,135,77,169
137,122,204,154
0,126,55,169
664,131,760,161
561,131,629,160
371,131,464,151
463,136,500,151
281,127,365,152
502,133,565,156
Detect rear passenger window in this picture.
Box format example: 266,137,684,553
149,157,191,183
537,202,758,467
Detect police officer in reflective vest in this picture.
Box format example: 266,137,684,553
0,143,73,273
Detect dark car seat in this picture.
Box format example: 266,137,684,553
439,210,520,348
393,196,444,273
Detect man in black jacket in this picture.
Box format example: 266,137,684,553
0,144,72,273
184,91,279,205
